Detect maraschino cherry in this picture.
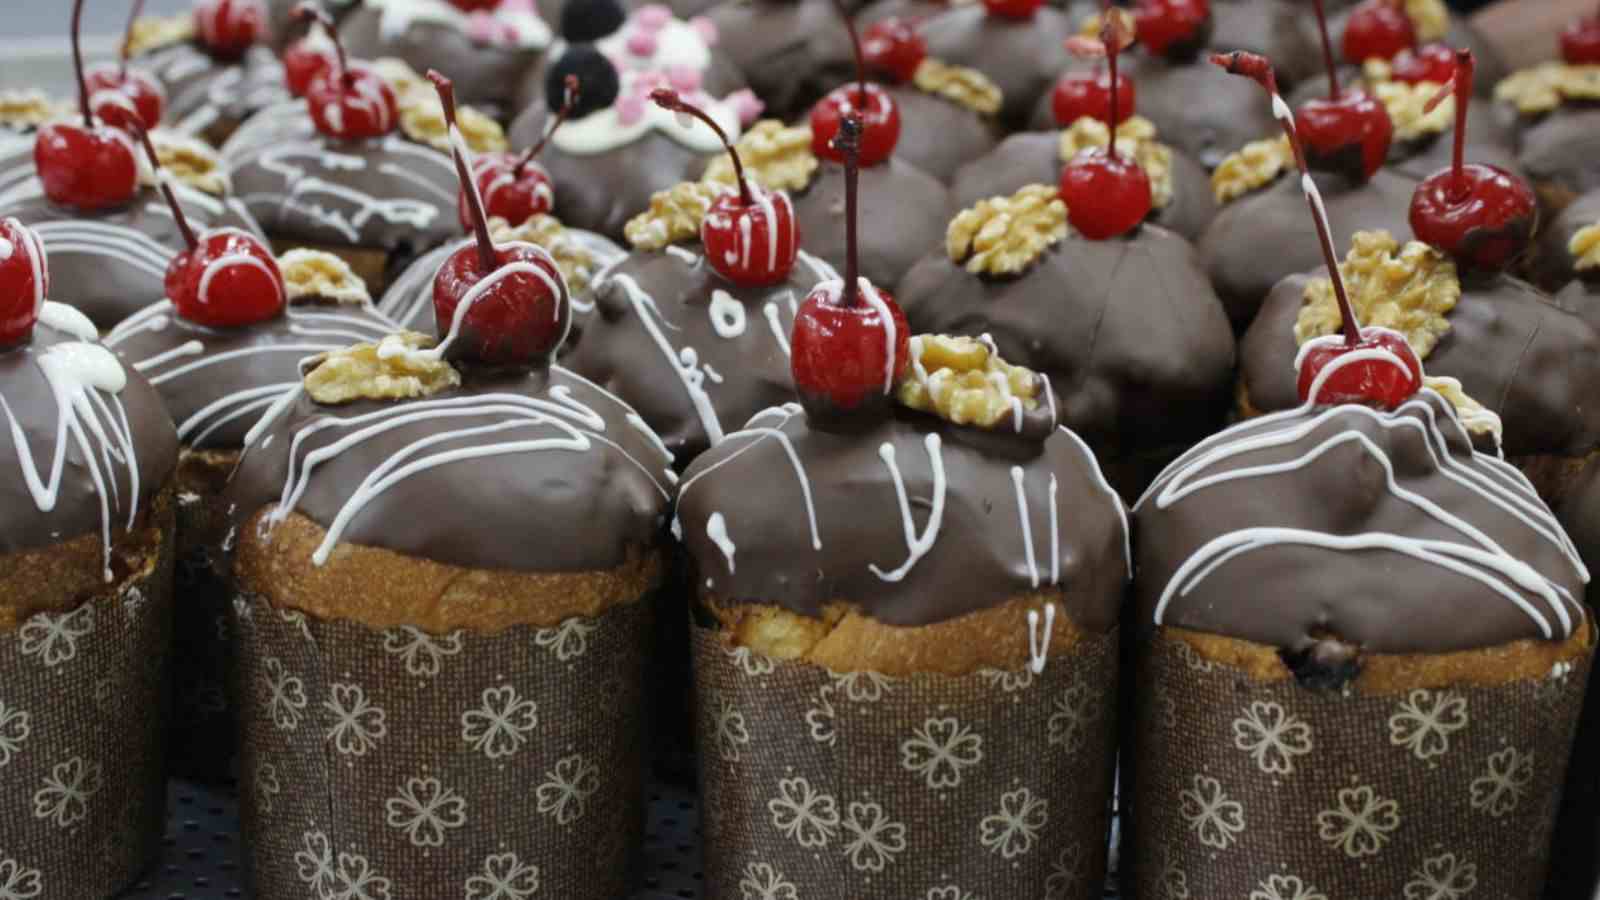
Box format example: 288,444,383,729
1409,49,1538,272
982,0,1043,21
1389,43,1457,85
810,0,901,167
1058,11,1151,240
1342,0,1416,64
1134,0,1212,58
1297,0,1393,181
196,0,267,62
292,3,398,141
34,0,141,213
790,116,910,425
652,89,799,287
1051,6,1136,129
282,10,338,99
1215,51,1422,408
861,18,927,84
84,0,167,132
429,71,570,366
449,0,500,11
0,218,48,350
133,125,286,327
1561,6,1600,65
459,76,580,232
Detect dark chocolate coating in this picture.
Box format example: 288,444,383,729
676,403,1129,629
222,102,460,261
1240,270,1600,459
1134,391,1587,653
267,0,357,47
226,364,671,572
897,226,1237,455
884,85,999,185
339,5,546,114
703,0,855,121
919,4,1076,130
946,131,1218,242
1207,0,1321,89
787,158,949,291
108,301,398,451
137,42,291,137
0,322,178,554
0,146,266,332
1198,168,1418,329
1533,189,1600,292
565,245,834,466
1515,107,1600,204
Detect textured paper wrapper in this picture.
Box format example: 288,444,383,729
232,592,651,900
0,526,175,900
1126,633,1592,900
692,622,1119,900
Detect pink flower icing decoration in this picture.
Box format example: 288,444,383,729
666,65,703,93
727,89,764,126
617,92,647,126
625,28,659,57
690,15,719,46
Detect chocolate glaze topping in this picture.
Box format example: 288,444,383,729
946,132,1218,242
565,245,836,466
106,300,398,451
0,146,265,332
1515,107,1600,203
137,42,291,139
919,4,1076,130
788,158,950,292
1208,0,1322,88
676,402,1129,630
1135,390,1588,653
1198,168,1417,329
1533,189,1600,291
897,226,1237,456
1240,270,1600,460
340,3,546,115
222,102,459,261
704,0,855,121
0,318,178,555
884,85,999,185
267,0,357,47
226,364,672,572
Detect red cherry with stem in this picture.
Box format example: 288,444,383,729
651,89,799,287
1058,9,1151,239
1561,7,1600,65
293,3,398,140
982,0,1043,20
428,71,570,366
861,19,927,84
33,0,141,213
1133,0,1212,58
791,116,910,425
1213,51,1422,408
810,0,901,167
457,76,580,232
1390,43,1457,85
283,27,338,99
1342,0,1416,64
134,126,286,327
196,0,267,62
0,218,49,350
84,0,166,131
1408,49,1538,272
1051,70,1135,127
1296,0,1393,181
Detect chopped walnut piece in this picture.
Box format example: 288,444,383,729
1425,375,1502,445
372,58,429,104
279,249,372,305
1211,134,1293,204
399,94,509,154
624,181,721,250
1495,63,1600,116
946,184,1068,277
1373,79,1454,141
304,332,461,405
1075,7,1137,39
126,14,195,56
702,120,818,192
1058,115,1174,209
490,215,599,296
897,334,1044,429
1404,0,1449,43
0,90,64,130
141,130,232,196
1295,230,1460,359
912,58,1002,116
1570,222,1600,273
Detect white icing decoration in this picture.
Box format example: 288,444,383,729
598,16,712,73
1056,425,1131,579
678,404,823,551
708,289,746,339
370,0,551,49
869,433,946,582
1026,602,1057,675
551,70,744,157
38,302,99,342
707,511,736,573
603,272,725,445
1011,465,1039,588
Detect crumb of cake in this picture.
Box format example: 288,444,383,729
702,120,818,193
304,333,461,405
898,334,1043,429
912,58,1003,116
624,181,721,250
1296,230,1459,358
1057,115,1173,209
1495,62,1600,115
126,14,195,56
1211,134,1292,204
490,215,598,296
1569,222,1600,272
279,249,372,305
399,95,508,155
1403,0,1449,43
1424,375,1503,444
1373,79,1454,142
141,130,232,196
0,89,64,129
946,184,1068,276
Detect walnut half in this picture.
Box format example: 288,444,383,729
624,181,722,250
1570,222,1600,273
304,332,461,405
490,215,599,296
946,184,1068,277
1295,230,1460,360
1212,134,1292,204
897,334,1046,430
702,120,818,193
279,249,371,305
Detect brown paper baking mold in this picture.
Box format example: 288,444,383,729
0,515,175,900
691,622,1119,900
232,591,652,899
1126,632,1592,900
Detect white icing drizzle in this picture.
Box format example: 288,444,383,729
38,301,95,342
708,289,746,339
665,245,701,266
678,404,823,550
763,301,791,356
1011,465,1039,588
598,15,713,73
1055,425,1131,579
1026,602,1058,674
603,272,725,445
869,433,947,582
706,512,736,573
551,69,744,156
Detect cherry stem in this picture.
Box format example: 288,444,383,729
836,115,863,308
1311,0,1341,99
833,0,870,110
119,0,147,76
133,126,199,250
1104,5,1121,161
71,0,92,129
515,75,580,178
650,89,752,206
1449,48,1473,197
429,71,498,274
293,3,350,87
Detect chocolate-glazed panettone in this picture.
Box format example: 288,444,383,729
125,10,292,144
1536,189,1600,292
919,2,1077,129
1493,61,1600,212
898,185,1235,497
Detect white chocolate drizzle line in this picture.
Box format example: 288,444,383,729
676,404,822,550
869,433,946,582
813,277,897,395
1055,425,1130,579
706,512,736,573
1027,602,1058,674
603,271,726,445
